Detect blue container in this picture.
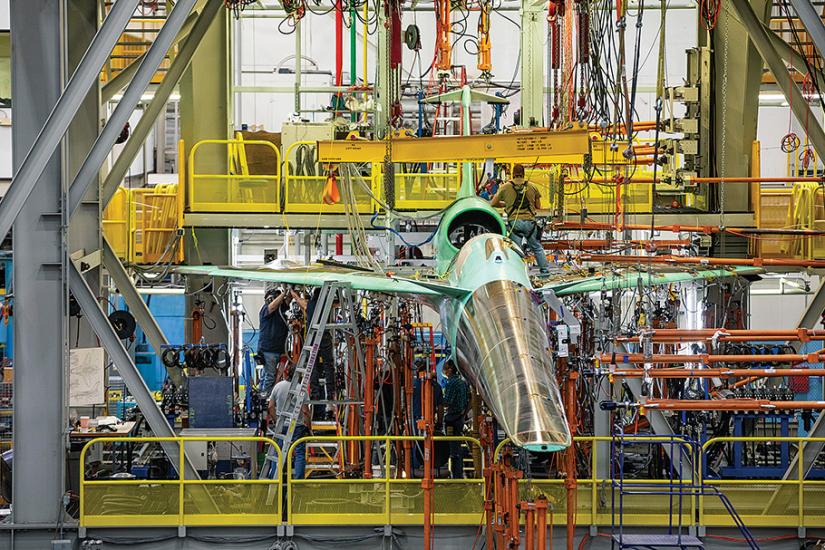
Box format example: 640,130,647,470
188,376,234,428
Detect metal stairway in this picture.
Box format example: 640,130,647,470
259,281,363,479
610,435,759,550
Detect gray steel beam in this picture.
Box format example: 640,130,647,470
731,0,825,161
10,0,67,526
764,21,825,90
789,0,825,61
68,0,200,217
102,238,184,386
101,9,201,104
0,0,140,244
101,0,223,208
68,261,199,480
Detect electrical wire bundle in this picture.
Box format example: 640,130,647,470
223,0,257,18
339,163,385,272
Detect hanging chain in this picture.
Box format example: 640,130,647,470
719,13,729,228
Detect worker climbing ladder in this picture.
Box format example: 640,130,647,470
260,280,364,479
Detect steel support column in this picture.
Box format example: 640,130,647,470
0,0,139,243
101,9,200,103
68,262,199,480
100,0,222,208
68,0,199,216
10,0,68,527
102,238,184,386
730,0,825,160
764,21,825,90
520,0,545,127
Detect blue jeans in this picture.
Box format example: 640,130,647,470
511,219,549,272
444,416,465,479
280,424,308,480
260,351,281,398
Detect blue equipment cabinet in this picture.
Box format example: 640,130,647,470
116,291,186,392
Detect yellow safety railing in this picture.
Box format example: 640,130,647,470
103,184,184,264
493,436,697,526
496,161,655,214
390,164,461,210
130,184,184,264
700,436,825,529
287,435,484,526
79,436,282,528
188,139,281,213
103,186,130,259
283,141,375,213
757,187,795,258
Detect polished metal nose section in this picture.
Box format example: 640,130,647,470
454,280,571,451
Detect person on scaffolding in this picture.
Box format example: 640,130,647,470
489,164,550,277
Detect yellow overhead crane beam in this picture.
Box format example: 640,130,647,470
316,127,592,164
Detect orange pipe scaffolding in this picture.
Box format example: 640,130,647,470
578,253,825,269
643,399,825,411
563,176,825,185
607,368,825,378
615,328,825,343
600,352,825,365
549,221,825,237
544,239,692,250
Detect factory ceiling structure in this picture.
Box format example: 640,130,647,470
5,0,825,548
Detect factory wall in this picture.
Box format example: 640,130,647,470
757,104,825,178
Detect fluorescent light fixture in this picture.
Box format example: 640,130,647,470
110,91,181,102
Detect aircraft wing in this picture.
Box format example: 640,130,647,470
540,266,763,296
176,264,463,298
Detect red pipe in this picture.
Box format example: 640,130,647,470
191,305,203,344
608,368,825,378
333,0,343,114
544,239,692,251
600,352,825,365
551,220,825,237
565,176,825,185
550,221,721,234
363,338,375,479
615,329,825,343
578,253,825,269
403,329,413,478
524,502,535,550
536,496,548,550
644,399,825,411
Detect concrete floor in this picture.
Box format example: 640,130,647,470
0,525,819,549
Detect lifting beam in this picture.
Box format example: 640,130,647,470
316,127,591,163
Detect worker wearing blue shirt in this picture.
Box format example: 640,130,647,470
258,287,291,398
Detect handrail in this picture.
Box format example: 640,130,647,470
285,434,484,525
76,434,824,529
188,138,281,213
493,434,694,463
79,436,282,527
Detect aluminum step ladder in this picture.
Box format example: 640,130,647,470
259,281,362,479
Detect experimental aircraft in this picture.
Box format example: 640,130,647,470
180,126,759,453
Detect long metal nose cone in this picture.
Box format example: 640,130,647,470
454,280,571,451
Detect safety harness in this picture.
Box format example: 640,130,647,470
506,182,536,219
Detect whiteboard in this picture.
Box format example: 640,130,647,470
70,347,105,406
